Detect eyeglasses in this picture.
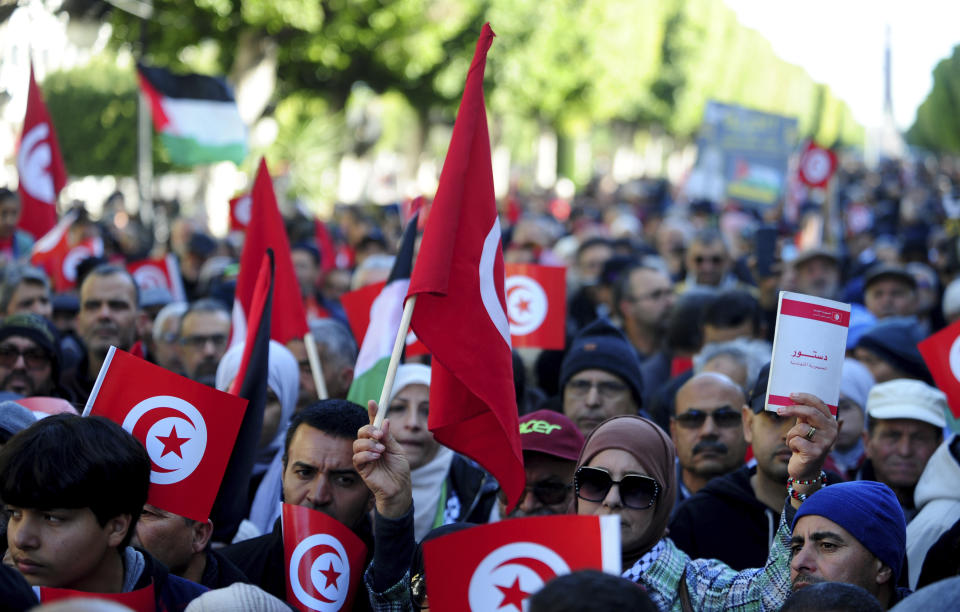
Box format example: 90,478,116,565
497,480,573,507
694,255,725,265
566,379,629,399
628,288,673,302
674,408,742,429
179,334,228,349
0,344,50,370
575,466,660,509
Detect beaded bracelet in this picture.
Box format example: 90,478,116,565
788,484,814,502
787,471,827,488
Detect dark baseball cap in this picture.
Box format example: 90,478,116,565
864,264,916,292
518,410,585,461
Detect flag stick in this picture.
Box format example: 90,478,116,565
373,296,417,429
303,331,329,400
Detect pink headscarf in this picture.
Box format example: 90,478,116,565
576,415,677,558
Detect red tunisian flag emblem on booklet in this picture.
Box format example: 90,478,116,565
766,291,850,416
83,347,247,522
505,263,566,350
918,319,960,420
423,515,621,611
283,503,368,612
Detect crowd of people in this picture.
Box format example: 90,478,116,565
0,153,958,611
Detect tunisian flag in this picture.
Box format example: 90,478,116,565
127,254,187,301
283,503,368,612
232,158,308,346
405,24,524,509
17,63,67,240
83,347,247,522
423,515,621,611
30,211,103,292
504,263,566,350
918,320,960,420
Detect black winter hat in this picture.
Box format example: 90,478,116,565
855,318,931,384
560,318,644,408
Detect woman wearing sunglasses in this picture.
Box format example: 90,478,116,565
574,391,837,611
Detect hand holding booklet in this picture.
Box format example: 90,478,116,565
766,291,850,417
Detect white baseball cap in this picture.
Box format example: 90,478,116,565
866,379,947,429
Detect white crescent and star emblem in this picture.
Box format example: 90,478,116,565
122,395,207,485
132,264,170,291
479,217,511,348
234,195,252,226
801,149,831,185
62,245,93,283
505,275,548,337
948,335,960,383
17,123,56,203
289,533,351,611
467,542,570,611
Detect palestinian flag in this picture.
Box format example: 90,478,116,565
347,214,418,407
137,63,247,166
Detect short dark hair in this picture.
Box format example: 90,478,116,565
702,289,761,334
80,263,141,309
178,298,230,336
576,237,613,263
0,414,150,548
528,570,657,612
779,582,883,612
282,399,367,467
614,264,663,317
0,187,18,204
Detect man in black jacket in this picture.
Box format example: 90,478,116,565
222,399,413,610
669,363,841,569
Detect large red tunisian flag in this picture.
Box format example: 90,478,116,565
283,503,368,612
918,319,960,422
17,63,67,240
83,347,247,522
232,158,309,346
405,24,524,509
423,515,621,611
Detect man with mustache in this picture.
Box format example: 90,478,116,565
669,372,748,508
0,313,62,398
75,264,144,400
857,379,945,521
175,299,230,387
669,363,842,569
790,480,910,609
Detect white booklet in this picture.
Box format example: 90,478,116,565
766,291,850,417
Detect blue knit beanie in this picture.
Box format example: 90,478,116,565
560,318,644,408
792,481,906,580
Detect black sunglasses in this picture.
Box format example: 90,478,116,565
674,408,742,429
497,480,572,507
0,344,50,370
575,466,660,510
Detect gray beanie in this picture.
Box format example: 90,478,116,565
0,400,36,442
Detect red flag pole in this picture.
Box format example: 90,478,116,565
372,295,417,429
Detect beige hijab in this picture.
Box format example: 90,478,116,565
576,415,677,559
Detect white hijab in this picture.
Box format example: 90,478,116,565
392,364,455,541
215,339,299,475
